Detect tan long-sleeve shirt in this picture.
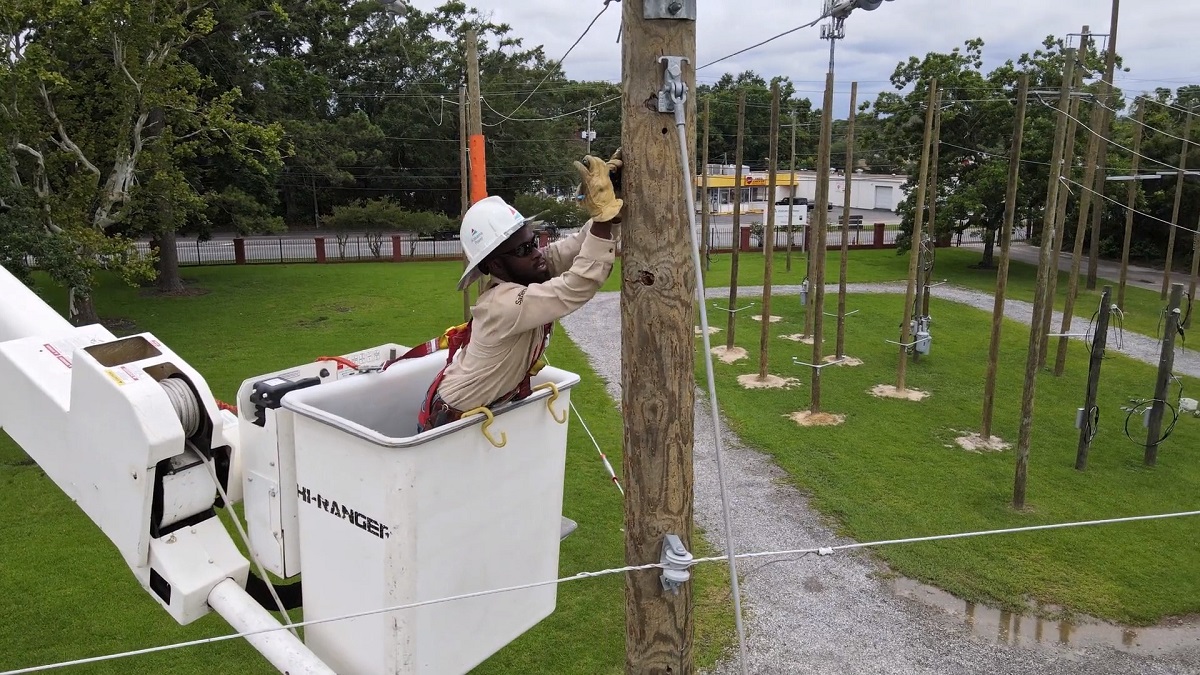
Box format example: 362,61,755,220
438,223,616,411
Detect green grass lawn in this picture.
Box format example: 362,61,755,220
700,291,1200,625
0,265,732,674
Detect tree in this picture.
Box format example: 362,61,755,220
698,71,815,171
1,0,284,320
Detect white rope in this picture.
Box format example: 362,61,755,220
669,85,750,674
199,454,297,637
542,353,624,495
9,508,1200,675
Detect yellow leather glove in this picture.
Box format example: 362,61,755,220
573,154,624,223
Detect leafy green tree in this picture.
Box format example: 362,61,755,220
513,193,587,233
1,0,284,319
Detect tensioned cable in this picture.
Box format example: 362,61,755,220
1036,97,1181,173
697,12,826,71
668,81,750,674
482,1,613,127
481,94,621,124
9,509,1200,674
1091,97,1200,149
1060,175,1200,236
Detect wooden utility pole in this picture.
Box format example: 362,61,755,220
786,110,798,272
896,79,937,393
914,91,942,343
982,74,1029,441
811,72,834,411
700,97,711,278
459,84,471,321
1014,48,1076,511
1145,284,1183,466
1162,110,1193,299
1188,209,1200,329
726,92,747,349
1075,286,1112,471
836,82,858,359
1086,0,1121,290
1039,34,1087,369
1118,99,1145,310
760,84,780,379
619,1,697,670
1054,89,1108,376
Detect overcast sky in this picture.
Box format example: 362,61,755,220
405,0,1196,118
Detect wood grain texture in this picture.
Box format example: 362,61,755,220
1076,286,1112,470
1118,100,1144,310
619,1,696,671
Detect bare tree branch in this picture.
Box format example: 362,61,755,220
112,35,142,95
38,84,101,177
12,142,63,233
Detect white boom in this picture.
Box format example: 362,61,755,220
0,263,580,674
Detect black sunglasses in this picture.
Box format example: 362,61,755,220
501,239,538,258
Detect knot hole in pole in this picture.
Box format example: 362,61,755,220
638,270,656,286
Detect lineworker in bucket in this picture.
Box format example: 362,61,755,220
412,149,624,432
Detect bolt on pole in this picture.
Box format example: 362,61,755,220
982,73,1030,441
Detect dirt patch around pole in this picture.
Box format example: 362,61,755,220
869,384,929,401
780,333,817,344
824,355,864,367
788,410,846,427
711,346,749,364
737,374,800,390
695,326,722,336
954,432,1011,453
752,315,783,323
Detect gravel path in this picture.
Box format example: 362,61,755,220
560,283,1200,675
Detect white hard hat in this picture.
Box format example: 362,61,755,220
456,196,536,291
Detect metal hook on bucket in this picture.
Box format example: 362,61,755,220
533,382,567,424
461,406,507,448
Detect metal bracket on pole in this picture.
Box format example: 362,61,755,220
657,56,689,114
715,302,756,314
644,0,697,20
823,309,860,318
660,533,693,594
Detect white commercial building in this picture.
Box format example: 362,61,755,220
696,166,908,215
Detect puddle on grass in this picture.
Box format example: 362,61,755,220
890,577,1200,656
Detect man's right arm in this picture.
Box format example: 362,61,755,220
481,232,616,337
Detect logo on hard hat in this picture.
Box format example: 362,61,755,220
470,228,483,244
